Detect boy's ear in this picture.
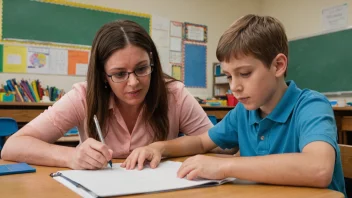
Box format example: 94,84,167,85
272,53,287,77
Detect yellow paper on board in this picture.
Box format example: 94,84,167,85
3,45,27,73
172,66,181,80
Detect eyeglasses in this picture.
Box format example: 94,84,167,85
106,65,153,83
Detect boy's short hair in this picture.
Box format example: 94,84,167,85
216,14,288,72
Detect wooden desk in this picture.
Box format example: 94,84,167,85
56,135,80,143
0,102,79,144
0,102,53,128
201,105,234,119
0,156,343,198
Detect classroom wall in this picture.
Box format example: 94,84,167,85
0,0,261,99
259,0,352,105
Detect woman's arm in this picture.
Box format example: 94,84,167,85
1,124,73,167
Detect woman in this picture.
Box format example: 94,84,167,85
1,20,212,170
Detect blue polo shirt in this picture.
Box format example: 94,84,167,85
209,81,346,196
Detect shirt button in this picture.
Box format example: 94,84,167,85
260,136,265,140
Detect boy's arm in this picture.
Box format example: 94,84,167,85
178,141,334,188
223,141,335,187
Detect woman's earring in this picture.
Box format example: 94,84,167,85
104,82,108,88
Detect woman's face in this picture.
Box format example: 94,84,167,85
104,45,152,108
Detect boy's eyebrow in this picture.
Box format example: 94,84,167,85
223,64,252,73
233,65,253,71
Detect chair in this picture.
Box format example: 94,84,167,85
208,115,218,125
341,116,352,144
339,144,352,197
0,117,18,150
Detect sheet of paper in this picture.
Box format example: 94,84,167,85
172,65,182,80
3,45,27,73
54,161,236,197
170,51,182,64
187,26,204,41
152,15,170,30
68,50,89,75
170,21,183,37
76,63,88,76
322,3,348,31
170,37,182,52
152,29,169,48
158,47,171,75
27,47,50,74
49,48,68,75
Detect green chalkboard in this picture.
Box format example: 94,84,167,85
287,28,352,93
2,0,150,46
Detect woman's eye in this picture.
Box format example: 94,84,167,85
114,72,127,78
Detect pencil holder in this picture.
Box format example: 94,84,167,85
2,93,15,102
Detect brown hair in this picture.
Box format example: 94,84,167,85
216,14,288,76
86,20,175,141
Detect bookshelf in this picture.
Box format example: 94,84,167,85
213,62,230,97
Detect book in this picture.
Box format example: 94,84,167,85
51,161,235,197
0,163,36,176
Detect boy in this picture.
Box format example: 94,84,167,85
122,14,346,196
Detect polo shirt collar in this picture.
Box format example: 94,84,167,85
249,80,301,125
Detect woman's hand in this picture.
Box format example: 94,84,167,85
68,138,113,170
121,146,162,170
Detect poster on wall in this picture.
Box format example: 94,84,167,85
68,50,89,76
322,3,348,31
184,22,207,43
49,48,68,75
27,47,50,74
3,45,27,73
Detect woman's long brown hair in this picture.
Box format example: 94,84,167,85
86,20,175,141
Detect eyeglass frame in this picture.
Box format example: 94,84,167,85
105,64,154,83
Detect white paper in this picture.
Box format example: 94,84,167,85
158,47,171,75
76,63,88,76
7,54,21,65
53,161,236,197
49,49,68,75
322,3,348,31
187,26,204,41
170,51,182,64
170,21,183,37
170,37,182,52
27,47,50,74
152,15,170,30
152,29,169,48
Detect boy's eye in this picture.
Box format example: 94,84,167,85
240,72,251,77
226,75,232,80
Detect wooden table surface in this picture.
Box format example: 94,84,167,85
0,156,344,198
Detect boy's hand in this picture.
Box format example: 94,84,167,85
121,146,162,170
68,138,113,170
177,155,228,180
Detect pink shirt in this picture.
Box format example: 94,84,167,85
28,81,212,158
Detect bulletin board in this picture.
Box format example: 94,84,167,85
184,43,206,88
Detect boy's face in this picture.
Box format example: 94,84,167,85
221,54,285,111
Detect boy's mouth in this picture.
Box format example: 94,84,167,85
237,97,250,103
